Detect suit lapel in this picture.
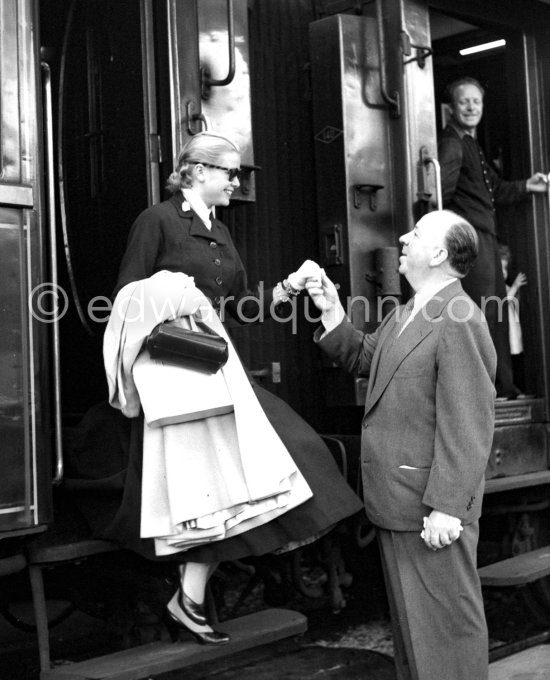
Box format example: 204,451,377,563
365,316,433,414
365,280,464,415
365,309,399,402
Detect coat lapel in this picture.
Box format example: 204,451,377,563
365,280,464,415
170,194,228,244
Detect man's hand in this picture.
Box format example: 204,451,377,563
526,172,548,193
305,269,346,332
421,510,463,551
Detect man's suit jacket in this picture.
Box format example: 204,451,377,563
317,280,496,532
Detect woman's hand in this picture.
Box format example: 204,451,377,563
287,260,322,290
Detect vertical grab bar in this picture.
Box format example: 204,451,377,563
375,0,400,118
202,0,236,88
423,155,443,211
41,62,64,486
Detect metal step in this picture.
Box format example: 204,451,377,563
40,608,307,680
479,546,550,587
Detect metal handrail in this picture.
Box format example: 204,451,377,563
57,0,94,336
41,62,64,486
202,0,236,88
424,155,442,210
375,0,400,118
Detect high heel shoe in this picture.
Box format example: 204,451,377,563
177,586,208,626
174,563,208,625
163,603,230,645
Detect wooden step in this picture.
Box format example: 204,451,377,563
40,608,307,680
484,470,550,494
479,546,550,586
489,643,550,679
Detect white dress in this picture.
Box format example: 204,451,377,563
104,271,312,556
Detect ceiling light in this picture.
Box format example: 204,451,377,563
459,39,506,56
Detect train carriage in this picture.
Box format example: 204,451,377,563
2,0,550,677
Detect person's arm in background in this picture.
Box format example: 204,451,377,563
491,162,547,204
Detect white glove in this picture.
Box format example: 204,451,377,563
287,260,322,291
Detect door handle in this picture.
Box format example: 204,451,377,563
421,148,442,210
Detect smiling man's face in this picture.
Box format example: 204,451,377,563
450,83,484,134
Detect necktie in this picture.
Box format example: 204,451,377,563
397,297,415,336
379,297,415,360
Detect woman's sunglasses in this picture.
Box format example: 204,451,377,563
188,161,242,182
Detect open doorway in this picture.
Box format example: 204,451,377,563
39,0,152,417
429,8,536,397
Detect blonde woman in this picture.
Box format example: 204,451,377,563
104,131,362,645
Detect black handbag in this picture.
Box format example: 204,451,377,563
145,319,229,374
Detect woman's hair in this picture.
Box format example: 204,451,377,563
166,132,241,194
444,76,485,105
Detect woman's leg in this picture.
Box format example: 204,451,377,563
165,561,229,644
179,561,216,605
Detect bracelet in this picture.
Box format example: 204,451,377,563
276,280,301,303
282,278,301,296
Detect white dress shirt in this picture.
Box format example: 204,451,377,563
181,188,212,230
399,278,458,335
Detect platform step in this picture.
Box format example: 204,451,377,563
479,546,550,586
40,608,307,680
489,643,550,679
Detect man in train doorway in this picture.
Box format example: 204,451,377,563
438,76,547,399
307,210,496,680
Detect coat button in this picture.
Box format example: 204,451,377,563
216,276,223,285
210,241,217,249
214,258,221,266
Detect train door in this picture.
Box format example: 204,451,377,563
0,0,51,536
429,2,550,404
310,0,438,407
425,4,550,488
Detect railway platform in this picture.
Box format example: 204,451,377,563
2,533,550,679
1,584,550,679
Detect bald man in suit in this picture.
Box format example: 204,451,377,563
307,210,496,680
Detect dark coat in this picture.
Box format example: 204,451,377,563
439,123,528,395
87,195,363,561
438,122,527,237
114,193,267,323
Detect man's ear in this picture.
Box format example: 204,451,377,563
430,247,448,268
